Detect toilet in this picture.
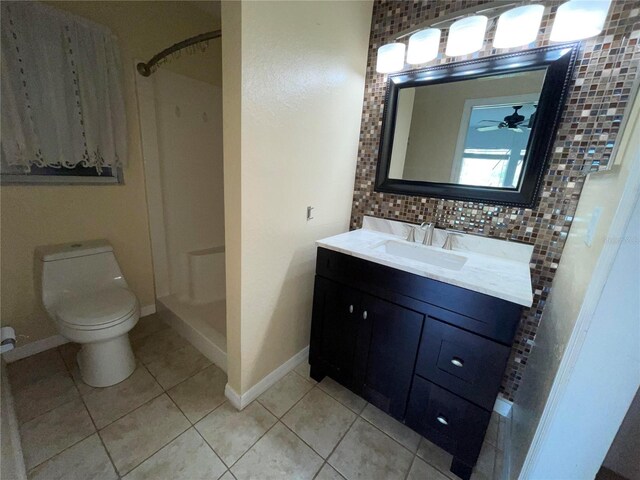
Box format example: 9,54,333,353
37,240,139,387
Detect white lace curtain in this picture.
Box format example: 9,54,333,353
1,1,126,174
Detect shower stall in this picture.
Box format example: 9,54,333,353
136,63,226,371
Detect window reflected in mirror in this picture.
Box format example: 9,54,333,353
388,69,547,189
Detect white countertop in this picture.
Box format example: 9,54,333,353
316,216,534,307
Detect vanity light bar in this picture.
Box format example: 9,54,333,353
376,0,612,74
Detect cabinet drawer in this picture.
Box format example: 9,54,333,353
415,318,510,411
316,248,364,285
405,376,489,465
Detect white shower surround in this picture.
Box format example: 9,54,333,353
136,65,226,370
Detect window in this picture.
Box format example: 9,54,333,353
0,1,126,185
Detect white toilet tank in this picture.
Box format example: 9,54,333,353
37,240,129,313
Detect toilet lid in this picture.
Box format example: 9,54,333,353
56,288,138,328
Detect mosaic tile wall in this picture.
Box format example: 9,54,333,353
350,0,640,401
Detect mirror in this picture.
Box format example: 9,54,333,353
376,44,578,207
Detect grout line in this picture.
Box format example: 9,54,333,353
226,418,280,471
116,422,191,477
318,405,360,479
109,389,192,477
358,407,418,457
62,348,122,479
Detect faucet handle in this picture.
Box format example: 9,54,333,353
420,222,435,246
442,232,462,250
405,224,417,242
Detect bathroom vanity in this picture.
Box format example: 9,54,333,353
309,217,533,480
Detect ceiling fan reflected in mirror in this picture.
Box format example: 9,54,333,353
477,104,537,133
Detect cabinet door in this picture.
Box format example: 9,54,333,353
359,295,424,420
309,276,361,388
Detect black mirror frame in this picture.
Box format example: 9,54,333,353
374,43,579,208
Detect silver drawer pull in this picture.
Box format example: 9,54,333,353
349,305,354,314
436,415,449,426
451,357,464,368
363,310,368,320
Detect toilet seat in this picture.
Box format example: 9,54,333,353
56,288,138,331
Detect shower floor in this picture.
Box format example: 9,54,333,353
157,294,227,372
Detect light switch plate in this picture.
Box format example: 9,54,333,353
585,207,603,247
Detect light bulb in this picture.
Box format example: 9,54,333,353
550,0,612,42
407,28,441,65
376,43,406,73
446,15,488,57
494,5,545,49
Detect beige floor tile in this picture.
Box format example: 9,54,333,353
28,433,117,480
328,418,413,480
407,457,451,480
58,343,81,371
471,441,496,480
14,370,79,425
123,428,226,480
231,422,323,480
258,372,313,418
416,437,455,477
129,314,169,344
99,394,190,475
497,416,507,449
282,388,356,458
494,448,505,480
317,377,366,414
195,401,277,467
68,362,98,397
361,403,421,453
8,348,67,391
132,328,189,365
83,364,163,428
316,463,346,480
167,365,227,423
219,472,236,480
485,413,500,447
20,398,95,470
293,360,317,384
145,344,211,390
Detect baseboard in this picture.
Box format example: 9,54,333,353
140,304,156,317
494,397,513,417
225,345,310,410
3,334,68,363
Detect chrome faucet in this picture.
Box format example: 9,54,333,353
442,232,461,250
405,224,417,242
421,222,435,246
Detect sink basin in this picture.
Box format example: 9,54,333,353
373,240,468,271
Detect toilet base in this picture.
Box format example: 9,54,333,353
77,334,136,387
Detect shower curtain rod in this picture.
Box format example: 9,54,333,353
136,29,221,77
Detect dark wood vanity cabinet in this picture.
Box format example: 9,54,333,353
309,247,523,480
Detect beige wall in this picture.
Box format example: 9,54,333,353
1,1,220,345
222,0,372,394
510,90,640,477
400,70,546,182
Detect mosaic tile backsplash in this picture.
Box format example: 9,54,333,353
350,0,640,401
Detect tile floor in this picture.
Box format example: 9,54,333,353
8,315,506,480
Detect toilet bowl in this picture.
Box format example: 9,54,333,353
37,240,140,387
